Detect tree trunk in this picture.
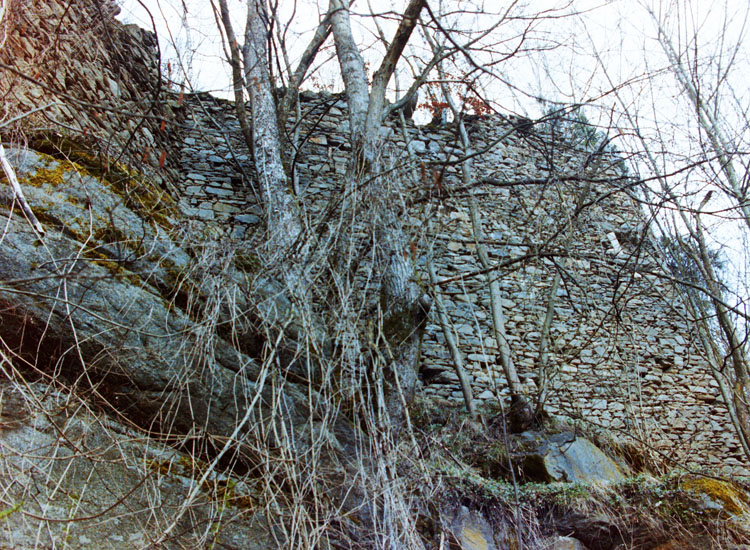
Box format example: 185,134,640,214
216,0,254,157
694,218,750,456
243,0,301,254
329,0,430,423
428,258,476,414
429,58,530,426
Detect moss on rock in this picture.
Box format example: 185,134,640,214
681,477,750,516
28,132,177,230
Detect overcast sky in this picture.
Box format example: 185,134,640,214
115,1,635,105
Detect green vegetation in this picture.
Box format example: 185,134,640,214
0,503,22,522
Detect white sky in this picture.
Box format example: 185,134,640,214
115,1,747,126
116,1,624,104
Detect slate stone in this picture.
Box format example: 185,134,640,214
235,214,261,224
512,431,628,483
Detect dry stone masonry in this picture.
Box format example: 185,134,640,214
173,93,745,475
1,0,745,476
0,0,181,186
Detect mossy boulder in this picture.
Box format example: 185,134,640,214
681,477,750,517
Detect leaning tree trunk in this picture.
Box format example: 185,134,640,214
217,0,254,159
694,217,750,457
428,258,476,413
429,59,534,429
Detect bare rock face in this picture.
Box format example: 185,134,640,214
0,147,307,450
511,431,628,484
0,380,275,550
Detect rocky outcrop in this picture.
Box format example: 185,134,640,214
447,505,516,550
1,0,742,474
0,147,309,452
0,379,274,550
681,477,750,522
511,431,627,484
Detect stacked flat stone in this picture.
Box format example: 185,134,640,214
2,0,742,474
174,93,744,475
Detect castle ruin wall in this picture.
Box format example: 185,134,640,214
175,93,745,475
1,0,745,475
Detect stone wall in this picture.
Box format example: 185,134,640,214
1,0,744,475
174,93,745,475
0,0,180,186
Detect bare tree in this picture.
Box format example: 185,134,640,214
10,0,717,546
200,1,579,544
584,0,750,461
645,1,750,461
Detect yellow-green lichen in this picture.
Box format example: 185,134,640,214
29,132,177,230
9,148,91,190
23,163,76,187
93,224,129,246
0,502,22,522
30,133,134,181
144,458,176,477
29,207,85,241
81,245,144,286
203,478,256,510
681,477,750,516
25,204,144,285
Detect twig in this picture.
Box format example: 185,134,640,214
0,102,61,128
0,143,45,235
